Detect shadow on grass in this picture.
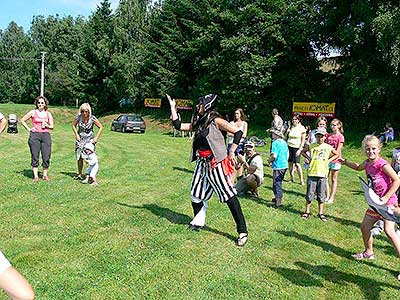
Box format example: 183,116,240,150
16,169,33,179
117,203,236,241
262,183,305,198
172,166,192,174
270,261,399,299
60,171,78,178
277,230,398,277
248,189,361,228
278,230,353,259
350,189,364,196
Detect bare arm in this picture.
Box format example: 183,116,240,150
166,94,192,131
336,142,344,157
242,121,248,138
268,153,277,164
215,117,241,158
46,112,54,130
20,110,34,132
328,148,339,163
339,158,366,171
296,132,306,156
381,164,400,203
72,118,80,141
93,119,104,143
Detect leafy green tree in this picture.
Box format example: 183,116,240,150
0,22,37,103
82,0,116,112
30,15,87,105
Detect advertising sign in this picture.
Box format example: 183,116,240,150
144,98,162,108
292,102,336,117
175,99,193,110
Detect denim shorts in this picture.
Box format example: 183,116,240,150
328,162,342,170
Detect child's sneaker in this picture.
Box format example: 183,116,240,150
90,181,98,186
352,251,375,260
81,178,89,184
370,220,384,236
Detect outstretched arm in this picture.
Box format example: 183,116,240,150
166,94,192,131
339,158,366,171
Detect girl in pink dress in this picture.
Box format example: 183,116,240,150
341,135,400,280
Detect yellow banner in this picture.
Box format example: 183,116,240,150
293,102,336,117
175,99,193,110
144,98,161,108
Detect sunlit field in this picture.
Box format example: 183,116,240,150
0,104,399,299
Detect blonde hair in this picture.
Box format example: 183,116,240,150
362,135,381,151
79,103,92,116
331,118,344,134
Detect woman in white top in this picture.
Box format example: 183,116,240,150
286,114,306,185
227,108,248,179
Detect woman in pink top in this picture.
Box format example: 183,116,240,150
341,135,400,280
326,118,345,203
21,96,54,182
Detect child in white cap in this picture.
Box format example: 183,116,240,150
81,143,99,186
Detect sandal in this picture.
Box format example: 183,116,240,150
352,251,375,260
236,233,248,247
301,212,310,219
318,214,328,222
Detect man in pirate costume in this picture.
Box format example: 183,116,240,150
167,94,248,246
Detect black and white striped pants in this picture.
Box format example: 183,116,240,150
190,157,237,203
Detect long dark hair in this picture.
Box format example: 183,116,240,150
191,109,222,133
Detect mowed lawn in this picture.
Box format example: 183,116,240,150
0,104,399,299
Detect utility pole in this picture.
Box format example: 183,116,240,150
40,52,46,97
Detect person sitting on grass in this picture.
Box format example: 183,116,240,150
340,135,400,281
0,250,34,300
301,127,338,222
268,129,288,208
81,143,99,186
235,141,264,198
378,123,394,146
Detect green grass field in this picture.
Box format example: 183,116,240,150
0,104,399,299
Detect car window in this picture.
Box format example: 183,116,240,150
127,116,141,121
116,115,122,121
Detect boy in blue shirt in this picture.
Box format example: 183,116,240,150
268,129,289,207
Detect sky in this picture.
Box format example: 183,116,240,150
0,0,120,32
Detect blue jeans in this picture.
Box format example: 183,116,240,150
273,169,287,198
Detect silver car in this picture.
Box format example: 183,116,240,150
111,114,146,133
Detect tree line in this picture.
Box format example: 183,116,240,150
0,0,399,130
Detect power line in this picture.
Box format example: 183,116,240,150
0,57,40,61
